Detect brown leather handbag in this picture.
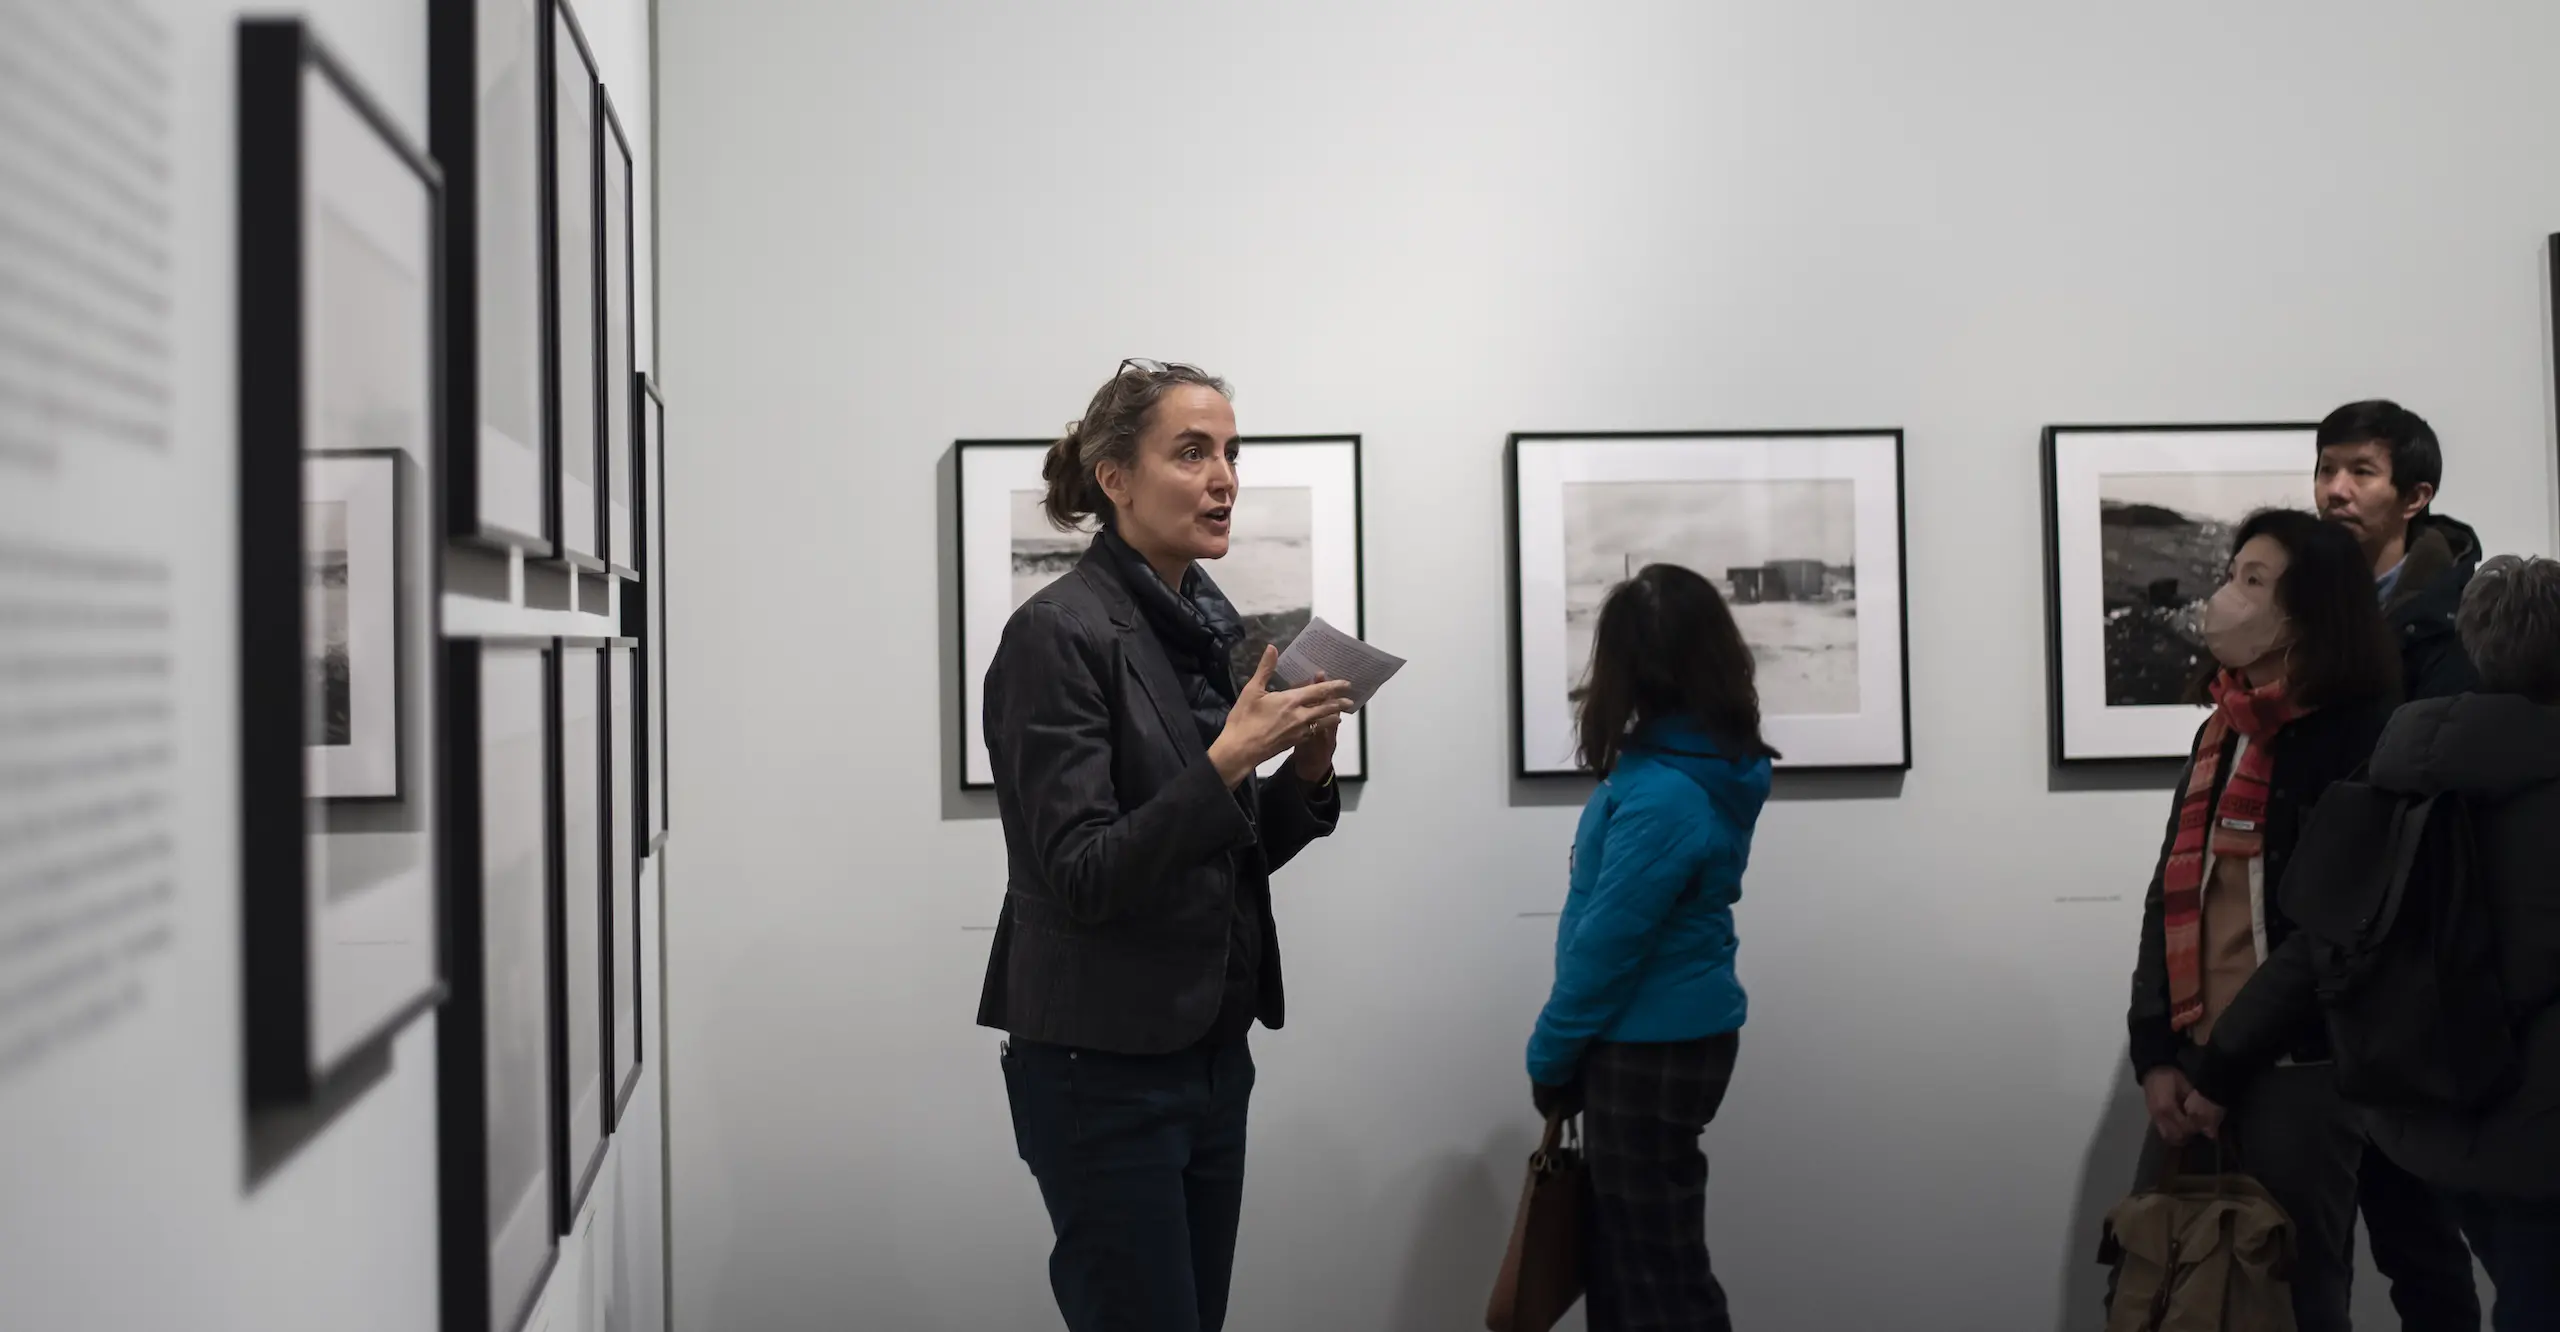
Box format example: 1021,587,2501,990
1486,1114,1585,1332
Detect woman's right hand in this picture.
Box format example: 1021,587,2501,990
1210,647,1355,788
2142,1066,2199,1147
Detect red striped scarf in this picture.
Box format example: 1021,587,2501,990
2164,672,2305,1035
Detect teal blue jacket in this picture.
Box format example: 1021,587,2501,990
1526,720,1770,1086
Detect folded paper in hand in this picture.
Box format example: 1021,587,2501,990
1271,618,1405,711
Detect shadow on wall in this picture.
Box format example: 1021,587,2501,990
1382,1130,1536,1332
2052,1057,2148,1331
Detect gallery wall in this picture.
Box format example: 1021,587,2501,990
0,2,664,1329
659,2,2560,1328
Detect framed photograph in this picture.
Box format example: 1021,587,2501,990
545,0,603,570
305,452,402,800
1508,431,1910,775
429,0,552,555
955,434,1368,789
238,19,447,1106
622,377,667,846
645,378,667,842
607,639,641,1118
552,638,608,1226
438,639,560,1332
2043,423,2317,764
599,92,636,579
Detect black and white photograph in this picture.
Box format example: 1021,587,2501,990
431,0,552,553
2044,424,2317,763
1512,432,1909,774
958,435,1367,787
548,3,601,569
1005,483,1318,688
438,640,559,1332
1561,479,1859,720
554,639,607,1224
238,20,445,1109
304,453,401,799
600,94,636,577
607,639,640,1117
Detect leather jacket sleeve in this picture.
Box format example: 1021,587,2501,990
1255,765,1340,874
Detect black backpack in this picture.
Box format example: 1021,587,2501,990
2280,781,2518,1110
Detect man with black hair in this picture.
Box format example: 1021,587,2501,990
2314,398,2485,1331
2316,399,2482,700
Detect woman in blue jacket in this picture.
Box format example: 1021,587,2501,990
1528,563,1775,1332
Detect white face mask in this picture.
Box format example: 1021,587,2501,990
2200,581,2287,669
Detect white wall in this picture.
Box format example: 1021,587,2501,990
659,3,2560,1328
0,1,664,1328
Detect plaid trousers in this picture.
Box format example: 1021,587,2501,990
1580,1032,1741,1332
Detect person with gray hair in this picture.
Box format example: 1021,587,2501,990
2361,554,2560,1327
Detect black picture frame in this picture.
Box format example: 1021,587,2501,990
437,638,560,1332
2549,234,2560,490
305,450,406,803
1505,429,1914,777
550,636,610,1228
2041,422,2319,766
543,0,605,573
952,434,1370,791
598,89,638,580
238,17,449,1108
622,375,667,848
429,0,555,557
606,638,642,1120
647,376,668,845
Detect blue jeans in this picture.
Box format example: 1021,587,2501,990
2448,1192,2560,1332
1000,1038,1255,1332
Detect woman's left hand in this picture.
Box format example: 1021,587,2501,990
2181,1088,2228,1140
1289,676,1341,781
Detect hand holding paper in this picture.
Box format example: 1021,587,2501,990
1271,618,1405,711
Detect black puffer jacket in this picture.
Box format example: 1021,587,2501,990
2386,513,2482,701
2126,693,2397,1092
2362,693,2560,1198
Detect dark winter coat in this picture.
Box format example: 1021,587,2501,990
2386,513,2482,701
2361,693,2560,1198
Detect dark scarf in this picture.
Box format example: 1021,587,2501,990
1101,528,1244,750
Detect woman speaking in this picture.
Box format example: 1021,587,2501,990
977,359,1356,1332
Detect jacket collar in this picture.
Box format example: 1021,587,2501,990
1070,536,1219,768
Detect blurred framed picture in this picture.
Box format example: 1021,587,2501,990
546,0,603,570
430,0,554,556
2042,423,2316,764
1508,431,1911,775
599,91,636,578
954,435,1368,789
439,638,560,1332
238,17,445,1108
553,637,609,1228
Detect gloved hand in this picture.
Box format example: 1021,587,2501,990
1531,1076,1583,1122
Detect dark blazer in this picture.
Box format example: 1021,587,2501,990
976,540,1339,1054
2127,692,2395,1097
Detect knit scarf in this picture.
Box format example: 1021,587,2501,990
2163,672,2306,1034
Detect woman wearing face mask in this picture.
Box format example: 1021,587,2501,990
978,360,1356,1332
2120,509,2401,1332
